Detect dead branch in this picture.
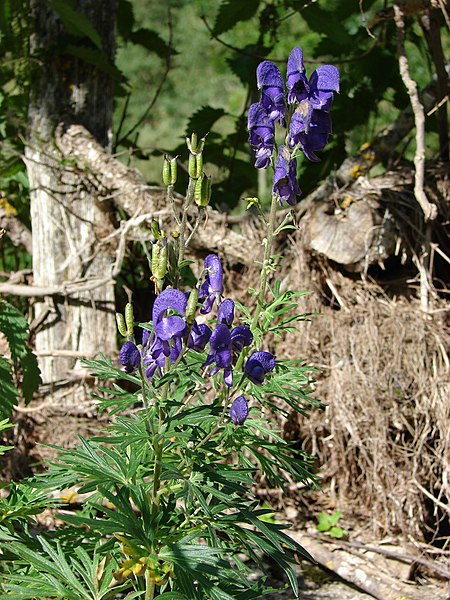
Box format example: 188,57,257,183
55,124,254,265
394,2,438,222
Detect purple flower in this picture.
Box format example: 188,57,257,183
273,145,301,206
143,337,182,380
230,325,253,353
230,396,249,425
286,47,339,161
188,321,212,352
204,324,233,387
247,103,275,169
119,341,141,373
152,289,188,340
286,46,309,105
199,254,223,314
256,61,285,123
218,298,235,328
245,351,276,385
289,108,333,162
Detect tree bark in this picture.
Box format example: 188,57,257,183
25,1,118,384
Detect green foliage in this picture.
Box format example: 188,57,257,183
0,299,41,419
316,511,347,539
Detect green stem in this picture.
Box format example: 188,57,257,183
176,178,195,281
145,569,156,600
251,193,279,332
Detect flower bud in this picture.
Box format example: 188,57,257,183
116,312,127,337
185,288,199,325
151,243,161,277
162,155,171,187
230,395,249,425
194,174,211,207
125,303,134,337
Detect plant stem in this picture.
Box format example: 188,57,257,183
251,193,279,331
145,569,155,600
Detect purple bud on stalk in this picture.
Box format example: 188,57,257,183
119,341,141,373
230,395,249,425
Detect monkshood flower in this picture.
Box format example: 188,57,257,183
289,109,333,162
247,103,275,169
230,325,253,353
256,61,285,123
286,46,339,161
188,321,212,352
199,254,223,314
218,298,235,328
152,288,188,356
273,145,301,206
119,341,141,373
230,395,249,426
245,351,276,385
144,337,182,380
204,324,233,387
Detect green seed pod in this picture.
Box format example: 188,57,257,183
185,288,199,325
195,153,203,179
194,174,211,207
151,243,161,277
116,312,127,337
170,157,177,185
155,240,168,281
162,155,171,187
150,220,162,241
186,132,198,154
188,153,197,179
125,303,134,337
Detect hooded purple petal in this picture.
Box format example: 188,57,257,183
218,298,235,328
152,288,187,324
209,324,231,353
119,341,141,373
230,325,253,353
286,46,309,104
154,315,188,341
272,145,301,206
230,395,249,425
188,322,212,352
200,254,224,314
245,351,276,385
256,61,285,123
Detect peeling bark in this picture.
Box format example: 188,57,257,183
25,1,118,383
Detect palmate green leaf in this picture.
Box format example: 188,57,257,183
0,299,30,372
20,348,41,404
212,0,261,36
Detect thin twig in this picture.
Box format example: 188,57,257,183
393,2,437,222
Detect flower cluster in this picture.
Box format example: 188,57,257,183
119,254,275,425
248,46,339,205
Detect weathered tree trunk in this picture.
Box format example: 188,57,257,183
25,1,118,384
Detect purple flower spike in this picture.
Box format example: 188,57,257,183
256,61,286,123
188,321,212,352
119,341,141,373
200,254,224,314
230,395,249,426
218,298,235,328
273,145,301,206
230,325,253,353
245,351,276,385
248,103,275,169
286,47,309,105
